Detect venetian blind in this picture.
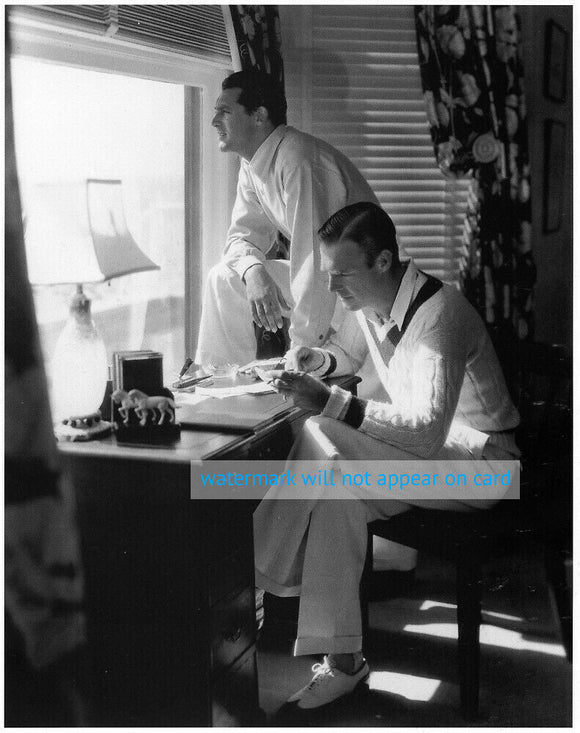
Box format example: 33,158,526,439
310,5,471,284
9,5,230,64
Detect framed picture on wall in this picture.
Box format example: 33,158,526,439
544,20,568,102
543,119,566,233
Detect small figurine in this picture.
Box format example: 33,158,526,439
128,389,175,426
112,389,136,426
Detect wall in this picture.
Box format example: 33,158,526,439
281,5,573,348
278,6,311,131
519,6,572,347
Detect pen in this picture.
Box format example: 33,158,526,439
178,357,193,379
172,374,214,390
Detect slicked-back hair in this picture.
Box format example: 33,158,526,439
318,202,400,268
222,70,287,126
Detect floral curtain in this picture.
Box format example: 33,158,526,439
229,5,284,86
5,39,86,723
414,6,535,347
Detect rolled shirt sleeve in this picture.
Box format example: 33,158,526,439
282,161,354,347
223,164,278,280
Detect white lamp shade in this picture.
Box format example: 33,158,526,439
24,179,159,285
23,179,160,423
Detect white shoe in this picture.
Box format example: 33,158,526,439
288,656,369,709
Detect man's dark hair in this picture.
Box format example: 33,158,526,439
222,70,287,126
318,202,400,268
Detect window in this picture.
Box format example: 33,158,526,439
8,5,235,404
283,5,471,284
12,57,186,378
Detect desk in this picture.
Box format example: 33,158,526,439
59,377,358,726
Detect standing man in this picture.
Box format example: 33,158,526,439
254,202,520,709
195,70,379,367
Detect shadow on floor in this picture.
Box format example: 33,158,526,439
257,543,572,727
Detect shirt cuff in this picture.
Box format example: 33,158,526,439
343,397,366,429
321,385,352,421
235,255,266,281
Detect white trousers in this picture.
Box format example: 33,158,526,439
254,415,515,656
195,260,293,367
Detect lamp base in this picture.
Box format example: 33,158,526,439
55,412,112,442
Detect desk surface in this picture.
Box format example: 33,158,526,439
58,375,359,465
58,424,252,464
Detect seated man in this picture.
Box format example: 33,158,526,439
195,70,378,368
253,201,520,710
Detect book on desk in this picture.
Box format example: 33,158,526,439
176,387,298,433
112,349,164,394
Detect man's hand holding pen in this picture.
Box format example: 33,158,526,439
266,370,330,412
264,346,331,412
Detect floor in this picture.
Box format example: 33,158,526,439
256,540,572,727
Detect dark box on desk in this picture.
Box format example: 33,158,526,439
112,350,164,394
111,351,180,443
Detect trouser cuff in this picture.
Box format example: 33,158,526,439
293,634,363,656
255,567,301,597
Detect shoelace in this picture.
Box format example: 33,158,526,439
306,661,336,689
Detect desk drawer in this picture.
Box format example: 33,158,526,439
211,585,255,676
246,421,296,460
208,547,254,607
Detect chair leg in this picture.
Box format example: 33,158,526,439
456,558,482,721
360,530,374,639
545,542,572,662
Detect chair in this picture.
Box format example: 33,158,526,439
362,341,572,720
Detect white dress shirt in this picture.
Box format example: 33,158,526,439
223,124,379,347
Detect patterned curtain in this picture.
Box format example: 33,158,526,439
414,6,535,348
5,40,86,723
229,5,284,86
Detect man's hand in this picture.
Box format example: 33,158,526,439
284,346,326,373
244,264,290,332
269,370,331,412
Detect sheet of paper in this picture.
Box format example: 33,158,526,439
194,381,275,398
238,357,287,373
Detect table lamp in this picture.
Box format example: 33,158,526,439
24,178,160,436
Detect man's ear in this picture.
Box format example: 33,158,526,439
375,250,393,273
254,105,270,126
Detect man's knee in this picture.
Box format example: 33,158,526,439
206,261,241,293
304,414,341,435
302,414,358,449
